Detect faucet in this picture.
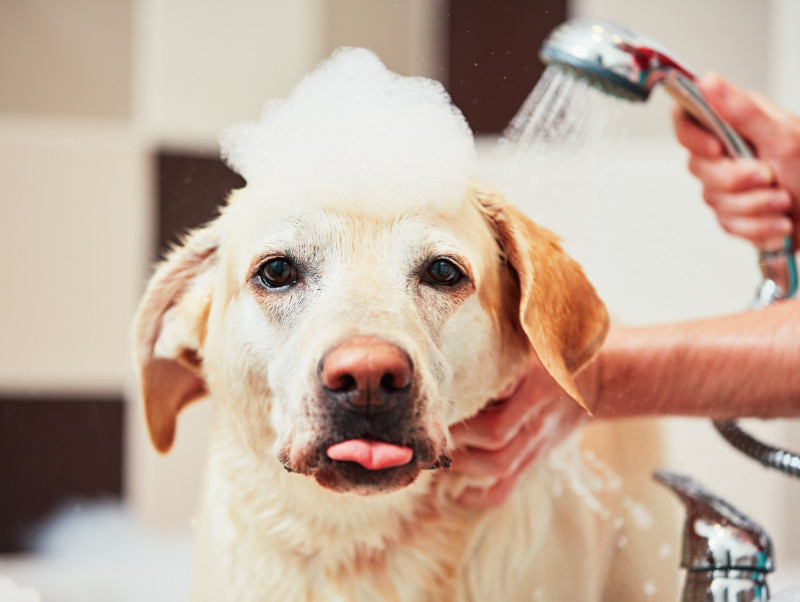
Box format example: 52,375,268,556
654,470,774,601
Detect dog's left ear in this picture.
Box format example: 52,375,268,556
473,185,609,411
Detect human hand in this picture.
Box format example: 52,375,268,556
449,359,593,508
672,72,800,249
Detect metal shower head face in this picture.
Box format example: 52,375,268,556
539,18,690,103
545,59,648,102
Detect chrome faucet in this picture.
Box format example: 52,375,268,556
654,470,774,601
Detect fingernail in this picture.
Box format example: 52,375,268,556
776,218,792,235
765,218,793,237
702,72,724,100
752,164,774,186
771,191,791,211
706,139,723,158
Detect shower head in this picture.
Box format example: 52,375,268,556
539,18,687,102
539,18,752,158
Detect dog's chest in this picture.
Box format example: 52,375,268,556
195,450,484,602
193,423,629,602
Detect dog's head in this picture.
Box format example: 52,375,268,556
133,180,608,495
134,48,607,495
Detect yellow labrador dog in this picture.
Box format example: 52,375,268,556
134,50,675,601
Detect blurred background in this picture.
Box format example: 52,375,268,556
0,0,799,600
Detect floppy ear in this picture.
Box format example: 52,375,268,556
472,184,609,411
133,223,220,453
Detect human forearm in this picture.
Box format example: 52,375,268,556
591,298,800,419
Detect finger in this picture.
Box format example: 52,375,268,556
450,418,544,478
688,156,774,192
450,375,548,451
699,72,787,146
671,105,723,158
456,439,544,508
717,213,792,246
450,398,541,451
703,187,793,217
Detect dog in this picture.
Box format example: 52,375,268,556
134,50,677,601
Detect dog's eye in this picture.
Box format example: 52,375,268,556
424,258,464,286
257,257,298,289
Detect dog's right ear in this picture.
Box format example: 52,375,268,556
133,222,220,453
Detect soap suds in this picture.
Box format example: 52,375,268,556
623,495,654,531
547,433,622,520
220,48,476,214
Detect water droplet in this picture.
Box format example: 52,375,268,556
628,499,653,530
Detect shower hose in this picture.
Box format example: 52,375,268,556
713,419,800,478
709,240,800,478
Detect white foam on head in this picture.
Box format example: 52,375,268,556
220,48,476,215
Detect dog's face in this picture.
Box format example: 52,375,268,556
134,183,608,495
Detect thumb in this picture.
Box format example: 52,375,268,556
699,72,781,148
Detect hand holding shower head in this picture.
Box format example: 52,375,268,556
539,17,797,304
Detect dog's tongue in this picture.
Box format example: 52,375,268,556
327,439,413,470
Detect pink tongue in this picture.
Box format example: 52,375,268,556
327,439,414,470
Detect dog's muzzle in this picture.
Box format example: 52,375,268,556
281,336,450,494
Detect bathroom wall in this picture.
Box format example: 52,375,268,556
0,0,140,394
0,0,141,547
0,0,133,119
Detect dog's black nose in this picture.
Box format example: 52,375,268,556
319,337,412,414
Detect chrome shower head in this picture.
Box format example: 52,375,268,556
539,18,689,103
539,18,751,158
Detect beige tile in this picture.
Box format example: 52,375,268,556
0,119,146,392
0,0,132,118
